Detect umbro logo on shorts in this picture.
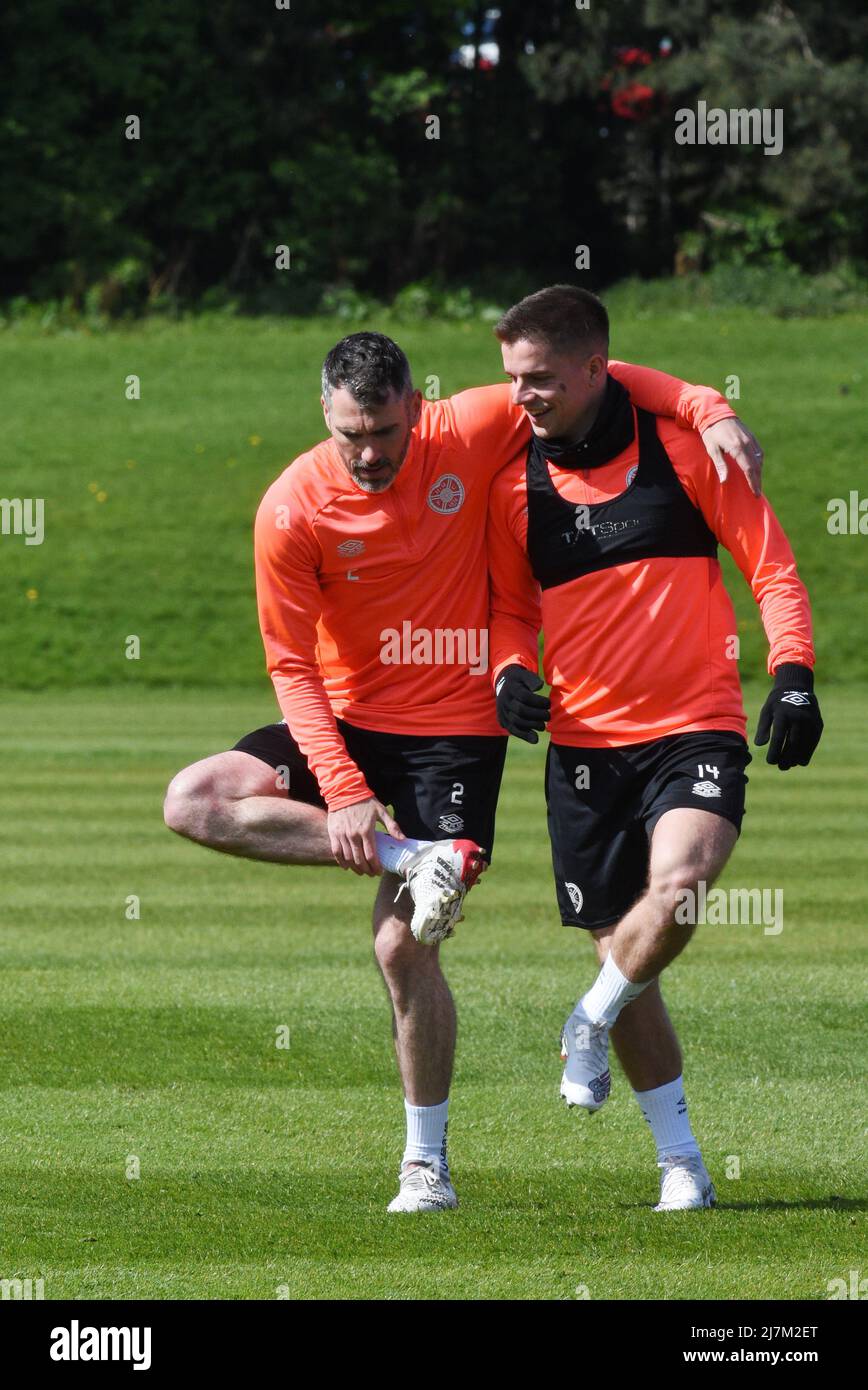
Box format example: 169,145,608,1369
781,691,811,706
438,813,464,834
337,539,366,557
427,474,465,514
692,780,722,798
565,881,584,913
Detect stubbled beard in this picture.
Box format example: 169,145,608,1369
351,465,395,493
350,433,409,491
346,421,412,491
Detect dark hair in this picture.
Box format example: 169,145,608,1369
321,332,413,407
494,285,609,356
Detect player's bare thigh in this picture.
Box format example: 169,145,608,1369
163,749,324,855
648,806,738,909
587,806,738,962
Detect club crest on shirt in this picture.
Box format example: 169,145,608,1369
427,473,465,514
625,464,638,487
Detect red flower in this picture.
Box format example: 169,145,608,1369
612,81,657,120
616,47,653,68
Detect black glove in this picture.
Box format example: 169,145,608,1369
754,663,823,770
495,664,550,743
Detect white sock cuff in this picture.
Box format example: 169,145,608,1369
581,951,650,1028
402,1098,449,1174
633,1074,700,1159
375,832,431,875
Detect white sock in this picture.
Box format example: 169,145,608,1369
402,1098,449,1176
634,1075,700,1162
580,952,651,1029
376,832,431,875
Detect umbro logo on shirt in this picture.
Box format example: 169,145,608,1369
692,780,723,798
337,539,366,557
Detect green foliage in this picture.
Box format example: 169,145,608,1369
2,2,865,308
317,285,379,323
390,280,498,323
654,6,868,272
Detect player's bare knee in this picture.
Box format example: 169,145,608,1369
163,766,221,843
163,770,194,836
648,862,707,924
374,919,415,974
374,917,434,987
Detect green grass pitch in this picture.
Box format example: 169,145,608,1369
0,309,864,1298
0,687,864,1300
0,307,866,687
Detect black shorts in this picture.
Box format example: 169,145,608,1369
233,719,508,858
546,731,751,930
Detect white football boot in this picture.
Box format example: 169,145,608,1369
386,1162,459,1213
559,1003,611,1112
654,1153,717,1211
400,839,486,944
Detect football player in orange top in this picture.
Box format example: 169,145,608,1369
164,327,763,1213
486,286,823,1211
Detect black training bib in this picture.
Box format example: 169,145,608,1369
526,406,718,590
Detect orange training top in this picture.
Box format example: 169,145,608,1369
255,365,737,807
487,405,814,748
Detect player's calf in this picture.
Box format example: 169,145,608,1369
373,881,459,1209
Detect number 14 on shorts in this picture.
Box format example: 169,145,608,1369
697,763,719,779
